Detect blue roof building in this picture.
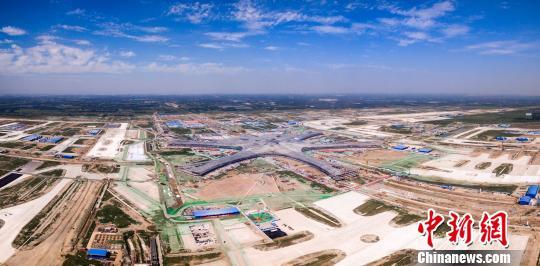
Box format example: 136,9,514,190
193,207,240,219
495,136,507,141
525,185,539,198
88,129,102,135
166,120,184,128
518,196,532,205
39,136,64,144
87,248,108,259
516,137,529,142
22,134,42,141
418,148,432,153
392,144,408,151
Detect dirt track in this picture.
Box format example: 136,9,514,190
6,180,102,266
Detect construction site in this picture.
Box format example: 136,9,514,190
0,106,540,265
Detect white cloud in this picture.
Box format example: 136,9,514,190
36,35,58,42
387,1,455,29
0,39,14,44
232,0,346,31
199,43,224,50
465,40,538,55
134,35,169,43
66,8,85,16
135,25,168,33
199,42,248,50
119,51,136,57
312,25,349,34
0,42,133,74
205,32,249,42
264,46,278,51
74,39,91,46
1,26,26,36
500,1,510,9
375,1,468,46
167,2,213,23
441,24,469,37
158,54,176,61
94,22,169,43
143,62,247,74
398,31,441,46
55,24,87,32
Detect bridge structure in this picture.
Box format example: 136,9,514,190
169,130,380,179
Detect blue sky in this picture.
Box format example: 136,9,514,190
0,0,539,95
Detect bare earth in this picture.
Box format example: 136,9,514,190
346,149,409,166
195,173,280,200
6,180,102,266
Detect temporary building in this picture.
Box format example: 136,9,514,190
518,196,532,205
87,248,108,259
392,144,408,150
525,185,539,198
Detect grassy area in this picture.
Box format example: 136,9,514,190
475,162,492,170
472,130,520,141
371,249,417,266
278,170,306,182
96,203,137,228
424,109,538,125
39,144,55,151
295,207,341,227
410,175,518,194
82,164,120,174
354,199,396,216
493,163,513,176
62,146,77,153
353,199,422,226
434,221,451,237
0,155,29,176
380,125,412,134
343,120,367,126
254,231,314,250
191,128,215,134
159,148,193,156
41,169,64,177
288,250,345,266
164,252,222,265
57,127,80,136
0,176,41,208
278,170,335,193
63,251,102,266
170,127,191,135
73,139,87,145
235,159,278,173
0,141,25,149
36,160,61,170
381,154,431,172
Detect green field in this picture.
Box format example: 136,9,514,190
0,155,29,176
472,130,520,141
425,109,539,125
381,153,432,173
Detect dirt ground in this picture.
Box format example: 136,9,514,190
6,180,102,266
345,149,409,166
195,173,280,200
529,152,540,165
272,157,326,178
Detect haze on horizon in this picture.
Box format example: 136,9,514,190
0,0,539,95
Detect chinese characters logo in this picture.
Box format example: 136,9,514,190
418,209,508,248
